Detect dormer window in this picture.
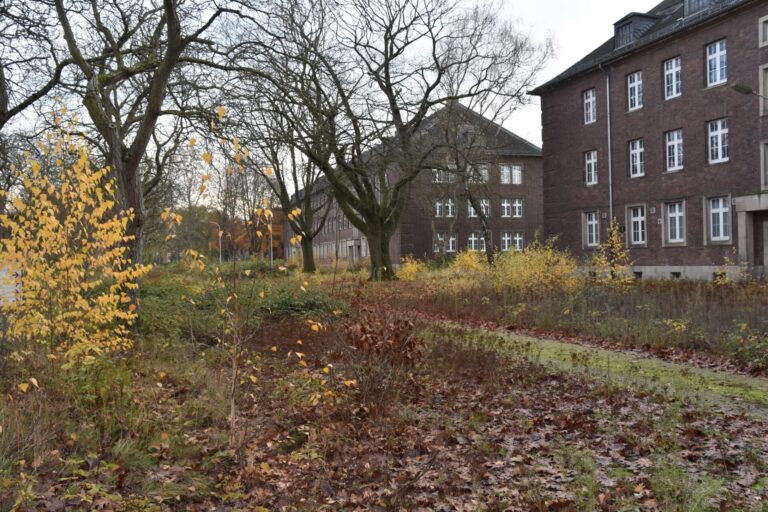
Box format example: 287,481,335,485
614,13,658,49
685,0,709,16
616,23,633,48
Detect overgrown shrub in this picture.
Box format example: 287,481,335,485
399,255,427,281
0,126,150,367
493,238,580,298
449,250,486,273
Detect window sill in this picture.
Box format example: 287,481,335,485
585,183,599,187
629,174,646,179
627,107,643,113
707,159,730,166
664,241,687,247
664,94,682,101
705,81,728,89
664,168,684,174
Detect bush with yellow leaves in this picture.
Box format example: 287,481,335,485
0,127,151,366
448,250,487,274
589,219,633,288
399,255,427,282
493,238,580,298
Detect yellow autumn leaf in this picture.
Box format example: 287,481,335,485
188,137,197,146
18,383,29,393
265,166,274,177
270,346,277,352
201,152,213,165
248,375,258,384
29,378,39,389
215,106,226,119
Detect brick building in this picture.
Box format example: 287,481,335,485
286,105,543,265
531,0,768,279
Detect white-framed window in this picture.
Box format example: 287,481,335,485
665,130,684,171
584,88,597,124
666,201,685,243
629,205,646,245
501,198,512,218
468,231,486,252
511,165,522,185
709,196,730,241
469,165,489,184
762,141,768,190
664,56,682,99
467,199,490,218
629,139,645,177
760,65,768,115
480,199,490,217
500,165,511,184
433,232,446,252
434,232,457,253
585,150,598,185
501,232,513,252
708,118,729,164
585,211,600,247
760,15,768,48
512,199,523,218
500,164,522,185
447,234,457,253
707,39,727,87
432,168,455,183
513,232,524,251
434,200,444,218
444,198,455,218
627,71,643,111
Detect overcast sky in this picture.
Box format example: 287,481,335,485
504,0,662,146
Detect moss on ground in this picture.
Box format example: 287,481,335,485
421,324,768,412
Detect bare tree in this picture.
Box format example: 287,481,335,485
227,0,550,279
231,95,332,272
0,1,72,132
52,0,241,267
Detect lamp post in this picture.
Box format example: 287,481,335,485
730,82,768,106
209,221,223,265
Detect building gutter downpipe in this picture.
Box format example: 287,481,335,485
599,63,614,220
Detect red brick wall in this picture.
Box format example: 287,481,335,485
399,155,544,260
540,1,768,267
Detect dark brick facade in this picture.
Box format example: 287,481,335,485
289,106,544,264
398,155,543,259
532,0,768,278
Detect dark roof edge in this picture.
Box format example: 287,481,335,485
529,0,757,96
447,102,542,156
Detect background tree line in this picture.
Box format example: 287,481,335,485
0,0,550,279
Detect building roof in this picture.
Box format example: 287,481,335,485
420,102,542,157
530,0,755,95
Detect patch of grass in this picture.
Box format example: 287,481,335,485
421,324,768,410
649,456,724,512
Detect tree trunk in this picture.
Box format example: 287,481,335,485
482,226,495,266
300,238,316,273
366,223,396,281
